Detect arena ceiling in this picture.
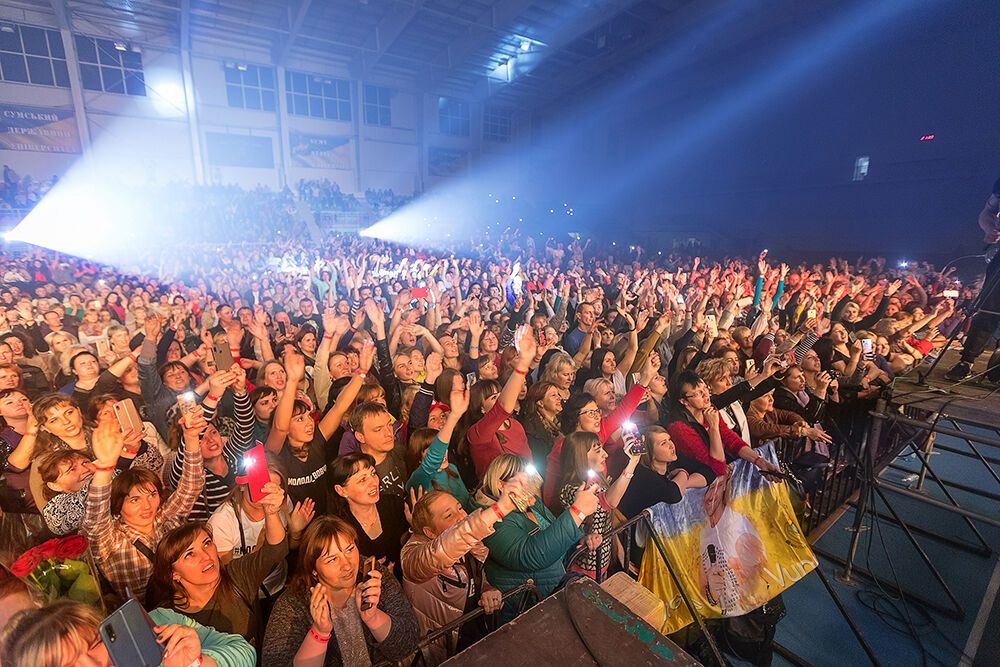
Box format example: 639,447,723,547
9,0,811,108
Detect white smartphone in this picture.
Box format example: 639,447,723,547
942,290,959,298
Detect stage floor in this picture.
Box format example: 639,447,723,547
890,348,1000,427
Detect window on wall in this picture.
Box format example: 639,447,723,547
483,105,512,143
224,63,276,112
363,84,391,127
285,70,351,121
0,23,70,87
74,35,145,95
438,97,470,136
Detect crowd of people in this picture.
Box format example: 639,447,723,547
1,166,56,213
0,177,975,667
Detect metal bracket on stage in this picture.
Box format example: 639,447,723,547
835,392,1000,623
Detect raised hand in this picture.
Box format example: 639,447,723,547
358,339,375,372
449,386,470,417
309,584,334,635
572,482,600,518
91,418,125,466
155,624,203,667
207,368,235,398
259,481,285,516
288,498,316,534
425,351,443,383
356,569,383,623
144,312,162,342
283,348,306,382
516,324,537,363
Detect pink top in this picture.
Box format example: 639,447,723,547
543,384,646,509
468,401,530,478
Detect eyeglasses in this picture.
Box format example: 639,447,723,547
683,387,709,400
578,408,601,418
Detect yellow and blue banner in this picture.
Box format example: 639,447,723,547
638,444,816,634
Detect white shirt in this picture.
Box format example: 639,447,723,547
208,501,288,596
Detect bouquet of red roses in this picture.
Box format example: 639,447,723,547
9,535,103,608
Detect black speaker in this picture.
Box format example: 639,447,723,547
443,577,697,666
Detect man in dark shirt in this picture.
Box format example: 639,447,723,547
352,402,406,497
946,177,1000,380
292,297,322,332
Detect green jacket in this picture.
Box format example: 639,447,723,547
149,608,256,667
480,497,582,617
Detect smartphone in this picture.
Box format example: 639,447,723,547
807,308,817,319
465,371,478,387
359,556,376,611
848,331,857,344
176,391,199,419
861,338,874,359
242,444,270,503
411,287,429,299
785,350,797,366
100,599,164,667
212,336,235,371
113,398,143,435
745,358,756,375
96,338,111,358
705,313,717,330
942,290,959,298
277,321,287,336
675,294,686,306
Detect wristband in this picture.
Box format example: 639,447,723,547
93,463,116,472
355,370,367,379
121,447,139,456
323,333,334,340
184,656,203,667
513,367,529,376
470,345,479,350
25,430,38,437
206,393,220,402
128,353,138,363
570,504,587,522
491,503,507,522
229,347,240,353
309,626,331,643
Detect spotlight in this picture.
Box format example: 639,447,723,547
114,41,127,51
898,260,909,268
520,40,531,52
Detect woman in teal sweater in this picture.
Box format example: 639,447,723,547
405,386,471,509
473,454,600,622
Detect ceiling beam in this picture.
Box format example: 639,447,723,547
418,0,535,88
530,0,790,108
274,0,314,66
362,0,424,79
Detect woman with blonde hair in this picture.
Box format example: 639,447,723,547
0,599,255,667
474,453,599,620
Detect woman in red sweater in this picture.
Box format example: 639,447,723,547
666,370,781,479
466,327,538,478
542,353,662,509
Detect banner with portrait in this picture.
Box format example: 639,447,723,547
638,444,816,635
428,146,467,177
289,131,352,170
0,104,80,153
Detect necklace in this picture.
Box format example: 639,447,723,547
356,507,379,529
